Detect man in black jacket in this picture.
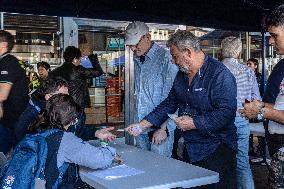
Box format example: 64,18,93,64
49,46,113,139
50,46,103,110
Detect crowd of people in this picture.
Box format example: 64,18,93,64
0,3,284,189
126,3,284,189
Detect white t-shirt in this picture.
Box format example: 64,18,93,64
268,78,284,135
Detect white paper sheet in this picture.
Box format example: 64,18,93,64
90,164,144,180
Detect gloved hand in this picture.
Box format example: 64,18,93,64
125,123,144,136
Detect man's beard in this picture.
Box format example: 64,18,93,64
179,66,189,74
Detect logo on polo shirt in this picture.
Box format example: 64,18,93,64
1,70,8,75
280,78,284,96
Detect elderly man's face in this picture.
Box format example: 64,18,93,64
130,34,151,57
170,45,191,74
268,26,284,55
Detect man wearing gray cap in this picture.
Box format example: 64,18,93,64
125,21,178,157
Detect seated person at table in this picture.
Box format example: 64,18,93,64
25,94,122,188
14,77,116,144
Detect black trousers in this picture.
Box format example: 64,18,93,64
187,144,237,189
268,133,284,156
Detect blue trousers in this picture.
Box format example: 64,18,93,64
235,115,255,189
135,129,174,157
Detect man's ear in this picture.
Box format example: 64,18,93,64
185,48,192,58
145,33,151,41
45,94,51,101
0,42,8,49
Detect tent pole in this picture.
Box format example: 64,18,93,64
261,32,267,95
0,12,3,29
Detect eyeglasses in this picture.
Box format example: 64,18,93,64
181,112,197,117
69,118,78,126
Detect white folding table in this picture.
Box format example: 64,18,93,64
79,139,219,189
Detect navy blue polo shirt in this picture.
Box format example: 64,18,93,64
144,56,238,162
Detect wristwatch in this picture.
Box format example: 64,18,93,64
257,103,266,121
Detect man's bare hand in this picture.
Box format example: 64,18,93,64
114,153,123,164
95,127,116,141
175,115,196,131
239,100,263,119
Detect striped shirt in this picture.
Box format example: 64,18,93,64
223,58,261,110
134,42,178,131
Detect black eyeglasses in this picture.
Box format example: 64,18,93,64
181,112,197,117
69,118,78,126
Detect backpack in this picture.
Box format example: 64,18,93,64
0,129,69,189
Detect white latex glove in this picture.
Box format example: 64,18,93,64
125,123,143,136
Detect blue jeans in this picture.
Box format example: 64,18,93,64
235,115,255,189
135,129,174,157
14,104,39,143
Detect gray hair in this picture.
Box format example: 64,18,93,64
221,36,242,58
167,30,201,52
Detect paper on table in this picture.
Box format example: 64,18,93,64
90,164,144,180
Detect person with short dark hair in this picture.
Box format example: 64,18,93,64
15,76,115,144
49,46,109,142
50,46,103,110
0,30,29,154
9,93,123,189
37,61,51,80
14,77,69,143
240,3,284,188
247,58,259,72
247,58,262,95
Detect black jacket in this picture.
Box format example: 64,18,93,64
50,54,103,109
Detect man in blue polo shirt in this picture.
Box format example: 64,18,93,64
126,30,238,188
